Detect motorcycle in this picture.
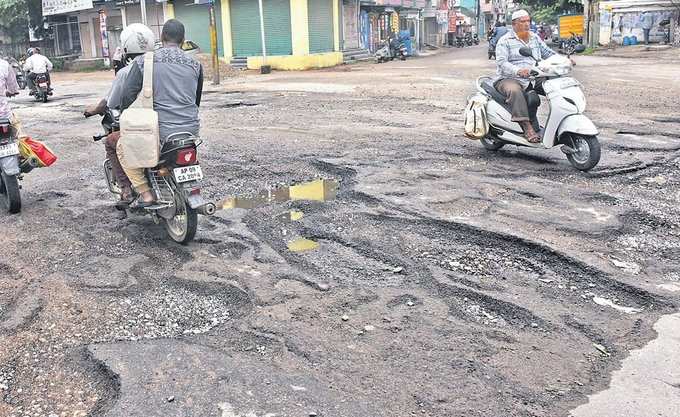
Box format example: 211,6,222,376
659,19,671,44
561,32,583,56
464,33,474,46
472,33,480,45
92,109,216,243
7,59,26,90
0,109,41,213
375,38,407,63
455,36,465,48
32,73,52,103
472,45,601,171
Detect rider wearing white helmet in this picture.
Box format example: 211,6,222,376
84,23,156,206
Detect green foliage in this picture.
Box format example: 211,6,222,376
0,0,44,41
0,0,29,42
517,0,583,24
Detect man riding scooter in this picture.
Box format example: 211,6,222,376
23,48,53,96
494,10,567,143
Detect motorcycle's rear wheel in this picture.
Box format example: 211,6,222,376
0,172,21,213
163,188,197,244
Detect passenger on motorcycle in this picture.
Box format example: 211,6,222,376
23,48,53,95
84,23,156,205
0,56,27,140
494,9,559,143
118,19,204,207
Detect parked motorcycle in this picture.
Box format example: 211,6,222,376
464,33,474,46
375,38,407,63
31,73,52,103
455,36,465,48
7,58,26,90
472,45,601,171
472,33,480,45
659,19,671,44
92,109,216,243
560,32,583,56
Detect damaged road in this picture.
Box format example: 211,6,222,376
1,46,679,417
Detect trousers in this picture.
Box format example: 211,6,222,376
105,134,132,191
494,79,530,122
116,140,151,194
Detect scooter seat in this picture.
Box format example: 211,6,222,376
481,80,508,106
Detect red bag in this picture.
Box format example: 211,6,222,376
19,137,57,167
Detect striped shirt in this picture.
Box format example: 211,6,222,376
495,30,555,86
0,59,19,119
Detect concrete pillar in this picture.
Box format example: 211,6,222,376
290,0,310,55
333,0,341,51
221,0,233,59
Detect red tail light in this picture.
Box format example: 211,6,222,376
176,148,197,165
0,125,9,134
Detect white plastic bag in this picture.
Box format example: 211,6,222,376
463,94,489,140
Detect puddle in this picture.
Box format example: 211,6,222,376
593,296,642,314
276,210,304,222
220,179,338,210
287,238,319,253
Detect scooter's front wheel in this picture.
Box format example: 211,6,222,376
566,134,601,171
480,135,505,151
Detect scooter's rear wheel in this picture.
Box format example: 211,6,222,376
566,134,601,171
480,135,505,151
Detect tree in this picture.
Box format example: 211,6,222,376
0,0,45,43
516,0,583,24
0,0,29,44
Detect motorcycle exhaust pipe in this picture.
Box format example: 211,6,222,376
197,202,216,216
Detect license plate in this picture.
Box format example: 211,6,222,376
0,143,19,158
39,83,48,87
173,165,203,183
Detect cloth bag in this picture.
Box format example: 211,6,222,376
463,94,489,140
119,52,160,168
18,137,57,167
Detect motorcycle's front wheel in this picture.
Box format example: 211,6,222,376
566,134,601,171
0,172,21,213
163,188,197,244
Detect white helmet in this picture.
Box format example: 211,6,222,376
120,23,155,57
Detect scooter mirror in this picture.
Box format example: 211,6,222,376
519,47,533,57
574,44,586,53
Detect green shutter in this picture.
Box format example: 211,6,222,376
231,0,262,56
230,0,292,56
308,0,334,53
173,0,224,56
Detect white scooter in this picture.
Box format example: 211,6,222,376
475,45,601,171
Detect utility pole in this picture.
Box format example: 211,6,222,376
208,0,220,84
140,0,148,25
257,0,269,72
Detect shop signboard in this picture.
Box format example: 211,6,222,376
42,0,93,16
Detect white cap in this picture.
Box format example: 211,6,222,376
511,9,529,21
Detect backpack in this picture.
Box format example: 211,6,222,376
464,94,489,140
119,52,160,168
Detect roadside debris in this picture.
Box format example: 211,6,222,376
593,343,611,357
610,259,641,275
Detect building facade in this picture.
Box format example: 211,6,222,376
591,0,678,46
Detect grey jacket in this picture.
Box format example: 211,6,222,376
120,45,203,141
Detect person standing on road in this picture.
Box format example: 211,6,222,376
0,56,28,140
494,9,558,143
118,19,204,207
640,11,654,45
